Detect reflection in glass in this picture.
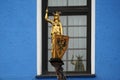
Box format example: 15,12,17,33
68,0,87,6
68,61,86,71
48,0,87,6
48,62,55,71
48,39,52,49
48,0,67,6
68,38,87,48
63,27,67,36
68,50,86,60
48,27,51,38
68,27,87,37
62,52,67,60
60,16,67,26
48,50,51,60
68,16,87,25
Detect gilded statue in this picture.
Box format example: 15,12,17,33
45,8,66,59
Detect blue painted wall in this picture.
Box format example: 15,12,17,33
0,0,120,80
0,0,36,80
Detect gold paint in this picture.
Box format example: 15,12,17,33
45,8,65,59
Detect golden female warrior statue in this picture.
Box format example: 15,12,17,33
45,8,66,59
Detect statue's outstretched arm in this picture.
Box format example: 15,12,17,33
45,8,53,24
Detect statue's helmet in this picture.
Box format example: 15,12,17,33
53,11,61,21
53,11,61,16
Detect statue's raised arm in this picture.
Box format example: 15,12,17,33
45,8,53,24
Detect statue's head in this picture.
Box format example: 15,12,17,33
76,55,83,60
53,11,61,21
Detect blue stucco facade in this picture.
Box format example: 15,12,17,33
0,0,120,80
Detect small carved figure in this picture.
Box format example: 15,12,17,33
71,55,85,71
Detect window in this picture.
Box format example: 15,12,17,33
36,0,95,77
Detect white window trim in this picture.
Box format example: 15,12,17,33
91,0,95,74
36,0,95,75
37,0,42,75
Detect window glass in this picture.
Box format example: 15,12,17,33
68,38,87,48
48,0,87,6
68,0,87,6
43,0,92,75
48,15,87,72
68,61,86,71
68,16,87,26
68,27,87,37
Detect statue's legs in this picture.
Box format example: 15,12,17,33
51,35,57,58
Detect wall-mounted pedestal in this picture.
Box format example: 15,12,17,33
49,58,66,80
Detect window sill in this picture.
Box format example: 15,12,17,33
36,74,96,78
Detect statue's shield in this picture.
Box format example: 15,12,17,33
55,35,69,59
